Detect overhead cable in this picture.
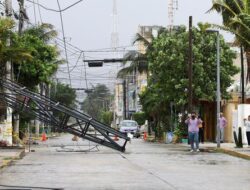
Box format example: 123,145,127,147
26,0,85,13
57,0,72,86
37,0,43,23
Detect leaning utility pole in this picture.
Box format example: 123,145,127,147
4,0,13,145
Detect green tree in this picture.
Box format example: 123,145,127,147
117,31,162,78
11,23,62,138
0,18,31,77
132,112,146,125
81,84,111,120
209,0,250,81
117,50,147,78
147,26,237,104
13,23,63,88
50,82,77,119
101,111,113,126
50,82,77,108
140,25,238,137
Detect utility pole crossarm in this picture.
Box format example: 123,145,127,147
84,58,147,63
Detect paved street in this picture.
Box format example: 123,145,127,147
0,134,250,190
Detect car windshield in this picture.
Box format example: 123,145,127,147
121,121,137,127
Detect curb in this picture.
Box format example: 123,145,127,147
174,143,250,160
217,148,250,161
0,149,25,170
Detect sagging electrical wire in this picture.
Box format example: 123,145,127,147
32,0,37,24
37,0,43,23
26,0,85,13
57,0,72,87
68,51,83,73
55,37,134,53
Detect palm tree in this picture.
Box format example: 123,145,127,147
0,18,31,77
14,23,63,87
22,23,58,43
117,50,147,78
117,32,155,78
0,18,32,144
209,0,250,81
16,23,63,137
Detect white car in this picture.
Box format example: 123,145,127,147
119,120,140,138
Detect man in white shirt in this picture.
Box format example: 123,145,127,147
243,115,250,147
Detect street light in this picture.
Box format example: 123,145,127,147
206,29,220,148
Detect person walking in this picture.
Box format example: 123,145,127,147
185,112,202,152
243,115,250,147
219,113,227,143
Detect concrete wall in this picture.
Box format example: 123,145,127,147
224,102,237,142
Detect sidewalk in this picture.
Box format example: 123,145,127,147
180,142,250,160
0,147,25,170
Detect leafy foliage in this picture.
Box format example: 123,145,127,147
50,82,77,119
13,24,62,88
173,121,188,142
81,84,112,120
0,18,32,77
132,112,146,125
144,25,238,106
101,111,113,126
210,0,250,81
140,25,238,137
50,82,77,108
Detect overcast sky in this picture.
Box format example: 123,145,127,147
13,0,233,96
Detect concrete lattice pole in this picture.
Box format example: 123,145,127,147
4,0,13,145
13,0,25,144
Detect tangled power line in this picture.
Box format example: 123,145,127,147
26,0,85,13
21,0,133,96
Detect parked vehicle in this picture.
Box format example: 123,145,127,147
119,120,140,138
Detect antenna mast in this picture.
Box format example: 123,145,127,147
111,0,119,51
168,0,178,29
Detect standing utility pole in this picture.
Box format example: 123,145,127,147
241,46,245,103
216,31,220,148
188,16,193,113
4,0,13,145
123,80,127,120
111,0,119,126
18,0,25,34
13,0,25,141
206,29,221,148
5,0,12,82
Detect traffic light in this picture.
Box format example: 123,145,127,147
88,61,103,67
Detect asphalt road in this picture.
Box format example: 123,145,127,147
0,134,249,190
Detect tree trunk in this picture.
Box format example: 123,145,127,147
246,50,250,83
